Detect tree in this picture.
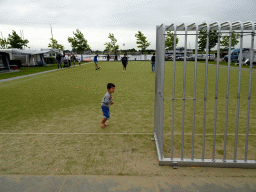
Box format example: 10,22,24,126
48,38,64,50
165,31,179,50
221,31,239,49
198,30,218,53
68,29,91,56
8,30,29,49
93,50,102,54
0,38,8,49
104,33,119,54
135,31,151,52
130,48,137,52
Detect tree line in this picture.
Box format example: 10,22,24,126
0,29,239,54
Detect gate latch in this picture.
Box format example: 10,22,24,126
173,162,178,169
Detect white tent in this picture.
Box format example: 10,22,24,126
0,49,52,66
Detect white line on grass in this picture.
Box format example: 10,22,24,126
198,63,256,71
0,133,153,135
0,133,255,135
0,73,52,88
0,62,93,88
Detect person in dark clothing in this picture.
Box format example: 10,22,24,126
121,54,128,73
72,54,76,66
67,53,71,67
107,55,110,61
115,55,118,61
56,52,62,69
151,53,155,72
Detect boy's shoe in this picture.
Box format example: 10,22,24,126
96,68,98,70
98,66,101,69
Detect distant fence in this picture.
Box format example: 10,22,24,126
77,54,154,61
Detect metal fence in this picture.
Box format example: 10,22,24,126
80,54,153,61
154,22,256,168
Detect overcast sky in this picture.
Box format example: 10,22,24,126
0,0,255,51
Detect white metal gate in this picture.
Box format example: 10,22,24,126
154,22,256,168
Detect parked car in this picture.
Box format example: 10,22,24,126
165,55,173,61
224,48,247,62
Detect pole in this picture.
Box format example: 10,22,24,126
50,24,53,39
22,30,24,50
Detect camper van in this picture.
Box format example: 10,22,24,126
235,49,256,66
224,48,246,62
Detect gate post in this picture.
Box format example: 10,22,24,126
154,24,165,160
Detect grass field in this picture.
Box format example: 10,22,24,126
0,62,89,80
162,61,256,160
0,60,255,175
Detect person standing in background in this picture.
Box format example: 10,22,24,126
67,53,71,67
56,52,62,69
72,54,76,66
151,53,155,72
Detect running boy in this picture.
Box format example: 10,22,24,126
100,83,115,128
94,54,100,70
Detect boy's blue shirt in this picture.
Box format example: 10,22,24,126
101,92,113,107
94,56,97,62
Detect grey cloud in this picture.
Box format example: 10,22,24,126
0,0,255,50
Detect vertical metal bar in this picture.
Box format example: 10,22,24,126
155,25,161,157
234,21,243,162
245,22,254,161
155,24,160,155
191,23,198,160
202,22,209,161
181,23,187,160
154,26,158,133
223,22,232,162
160,24,166,160
155,24,165,159
171,23,177,160
212,22,221,161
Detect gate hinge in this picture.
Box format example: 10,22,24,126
173,162,178,169
158,91,163,97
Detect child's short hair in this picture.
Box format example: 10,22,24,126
107,83,115,90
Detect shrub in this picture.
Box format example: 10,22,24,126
45,57,56,64
10,59,22,68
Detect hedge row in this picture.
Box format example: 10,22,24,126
10,59,22,68
44,57,57,64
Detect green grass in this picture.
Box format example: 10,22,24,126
0,65,57,80
0,61,89,80
197,60,256,68
163,61,256,134
0,60,255,175
162,61,256,160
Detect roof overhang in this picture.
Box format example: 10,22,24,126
162,21,256,31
